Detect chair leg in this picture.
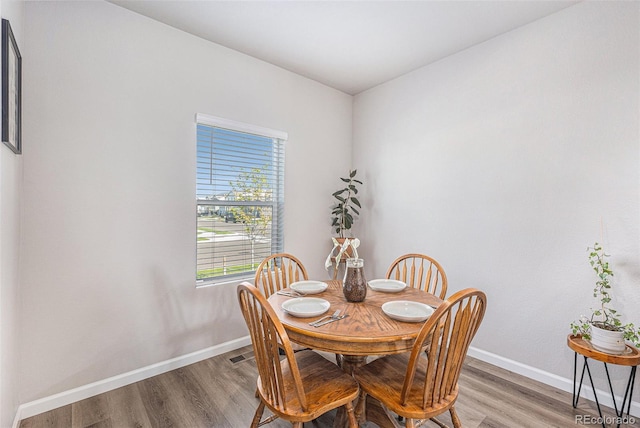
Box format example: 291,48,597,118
345,401,358,428
354,389,367,423
292,422,303,428
428,417,448,428
251,401,265,428
450,405,462,428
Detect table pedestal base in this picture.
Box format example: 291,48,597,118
333,355,401,428
360,395,402,428
333,355,366,428
333,355,414,428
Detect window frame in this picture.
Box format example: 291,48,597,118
195,113,287,286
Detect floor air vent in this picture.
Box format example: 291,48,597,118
229,350,255,364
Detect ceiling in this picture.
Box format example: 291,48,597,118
109,0,579,95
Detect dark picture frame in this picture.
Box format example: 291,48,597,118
2,18,21,154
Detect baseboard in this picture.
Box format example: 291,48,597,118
12,407,22,428
16,336,252,422
468,346,640,418
15,339,638,425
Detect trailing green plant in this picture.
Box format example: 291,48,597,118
331,169,363,238
570,242,640,347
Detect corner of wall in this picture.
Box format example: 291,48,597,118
1,1,25,427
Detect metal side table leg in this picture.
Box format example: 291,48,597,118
622,367,637,422
583,357,606,428
573,352,588,408
603,364,637,428
568,335,640,428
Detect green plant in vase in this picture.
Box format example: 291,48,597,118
331,169,363,239
570,242,640,352
325,169,363,273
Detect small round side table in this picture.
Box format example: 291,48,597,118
567,334,640,428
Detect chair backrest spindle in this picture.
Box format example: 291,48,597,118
386,253,448,299
401,288,486,410
255,253,308,297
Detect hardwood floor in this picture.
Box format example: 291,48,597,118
20,346,639,428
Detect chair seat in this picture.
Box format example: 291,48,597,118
258,350,359,422
354,352,458,420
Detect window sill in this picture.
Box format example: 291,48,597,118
196,274,254,289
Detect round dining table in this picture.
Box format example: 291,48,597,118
267,279,443,427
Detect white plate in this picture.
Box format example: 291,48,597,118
290,280,328,295
382,301,434,322
282,297,330,318
368,279,407,293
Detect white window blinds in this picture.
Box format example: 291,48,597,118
196,114,286,284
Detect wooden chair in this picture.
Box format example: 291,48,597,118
237,282,359,427
254,253,308,297
386,253,448,299
353,288,487,428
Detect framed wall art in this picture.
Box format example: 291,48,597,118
2,18,21,154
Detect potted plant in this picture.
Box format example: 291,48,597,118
331,169,362,239
570,242,640,354
324,170,363,272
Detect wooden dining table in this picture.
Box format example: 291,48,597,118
267,279,443,428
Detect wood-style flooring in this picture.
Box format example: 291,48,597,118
19,346,639,428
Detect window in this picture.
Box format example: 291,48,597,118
196,114,286,284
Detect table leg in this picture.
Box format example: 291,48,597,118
340,354,365,375
573,352,578,406
583,357,606,428
333,355,367,428
622,367,637,422
572,352,589,408
363,395,401,428
333,355,408,428
604,364,637,428
572,354,638,428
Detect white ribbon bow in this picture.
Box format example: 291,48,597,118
325,238,361,270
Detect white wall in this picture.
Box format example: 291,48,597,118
0,1,24,426
354,0,639,406
14,0,640,421
20,0,351,404
0,149,21,428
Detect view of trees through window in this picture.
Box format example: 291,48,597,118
196,123,284,282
